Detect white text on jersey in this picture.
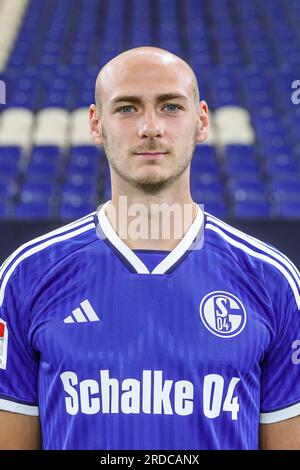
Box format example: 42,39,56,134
60,370,240,419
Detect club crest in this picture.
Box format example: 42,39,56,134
199,291,247,338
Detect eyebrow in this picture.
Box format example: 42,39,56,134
110,93,188,106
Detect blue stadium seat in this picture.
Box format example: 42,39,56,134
202,200,228,218
26,158,60,179
63,180,98,195
191,172,223,193
264,156,299,176
260,140,292,157
274,202,300,218
61,188,97,206
69,152,99,167
232,201,272,218
31,145,62,163
260,146,293,162
191,144,219,175
0,146,22,165
222,156,259,175
229,187,268,207
213,90,241,107
191,157,219,173
227,179,266,196
0,201,11,219
253,118,282,139
269,179,300,198
24,171,58,183
227,172,265,186
9,89,38,109
0,163,19,180
70,145,99,158
103,185,112,200
224,144,255,159
59,202,96,220
42,91,71,108
194,190,224,206
67,172,97,186
0,180,18,199
20,181,57,204
14,202,53,219
68,163,99,177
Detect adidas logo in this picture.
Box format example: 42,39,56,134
64,299,100,323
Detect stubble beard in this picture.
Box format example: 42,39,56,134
102,126,198,195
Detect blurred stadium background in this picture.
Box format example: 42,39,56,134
0,0,299,264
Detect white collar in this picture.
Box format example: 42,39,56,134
97,201,204,275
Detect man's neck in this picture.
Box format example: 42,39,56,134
105,194,198,251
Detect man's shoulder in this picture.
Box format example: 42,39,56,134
204,212,280,261
204,212,300,308
0,212,98,289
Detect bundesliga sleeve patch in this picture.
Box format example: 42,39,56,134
0,320,8,370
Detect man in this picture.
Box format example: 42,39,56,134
0,47,299,450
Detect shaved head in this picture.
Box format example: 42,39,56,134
95,47,200,113
89,45,208,195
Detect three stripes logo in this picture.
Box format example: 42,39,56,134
64,300,100,324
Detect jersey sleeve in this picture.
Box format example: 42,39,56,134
0,261,39,416
260,261,300,424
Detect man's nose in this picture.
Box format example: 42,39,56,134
138,109,163,139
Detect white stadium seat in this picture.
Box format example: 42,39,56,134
69,107,92,144
0,128,32,147
1,108,34,131
217,128,255,145
0,108,33,147
33,108,69,146
214,106,251,127
214,106,255,145
35,108,69,128
0,0,29,72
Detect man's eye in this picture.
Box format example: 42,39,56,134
164,104,180,112
118,105,135,114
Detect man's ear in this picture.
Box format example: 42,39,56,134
195,100,209,144
89,104,104,145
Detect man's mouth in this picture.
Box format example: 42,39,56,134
135,152,168,159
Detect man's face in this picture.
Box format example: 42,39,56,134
93,56,208,192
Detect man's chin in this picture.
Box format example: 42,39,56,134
132,174,172,193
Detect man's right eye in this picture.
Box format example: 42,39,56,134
117,105,135,114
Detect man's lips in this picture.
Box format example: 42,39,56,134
134,152,168,159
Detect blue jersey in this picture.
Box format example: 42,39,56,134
0,202,299,450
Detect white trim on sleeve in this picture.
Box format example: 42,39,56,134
0,398,39,416
260,402,300,424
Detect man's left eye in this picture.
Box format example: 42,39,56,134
164,104,180,112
